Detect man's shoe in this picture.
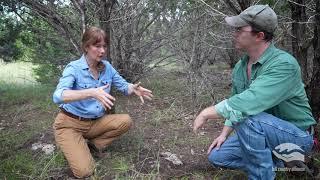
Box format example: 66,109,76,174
87,141,109,159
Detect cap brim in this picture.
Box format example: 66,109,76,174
225,16,249,27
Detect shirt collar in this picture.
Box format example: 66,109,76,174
256,43,276,65
241,43,276,65
79,54,106,72
79,54,89,70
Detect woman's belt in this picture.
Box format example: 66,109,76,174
59,107,98,121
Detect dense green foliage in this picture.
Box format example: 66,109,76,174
0,13,23,62
0,9,76,83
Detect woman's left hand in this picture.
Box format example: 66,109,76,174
132,82,153,104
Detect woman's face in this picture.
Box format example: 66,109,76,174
85,40,106,63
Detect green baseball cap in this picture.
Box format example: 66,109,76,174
225,5,277,33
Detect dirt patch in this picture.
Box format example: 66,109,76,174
116,92,225,178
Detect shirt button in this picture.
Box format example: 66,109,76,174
96,106,99,108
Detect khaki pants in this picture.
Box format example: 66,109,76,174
53,112,132,178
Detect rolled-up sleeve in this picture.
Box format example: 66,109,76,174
110,65,130,95
52,65,76,104
215,99,245,127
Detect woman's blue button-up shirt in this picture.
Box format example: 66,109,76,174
53,55,129,119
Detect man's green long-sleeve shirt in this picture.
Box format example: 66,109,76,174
215,44,316,130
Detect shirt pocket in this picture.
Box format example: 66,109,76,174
100,79,112,92
101,78,111,85
232,78,246,94
77,82,96,89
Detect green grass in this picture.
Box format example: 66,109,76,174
149,75,182,98
0,62,55,111
0,62,60,179
0,61,38,85
0,151,66,179
0,82,55,109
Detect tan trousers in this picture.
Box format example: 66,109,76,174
53,112,132,178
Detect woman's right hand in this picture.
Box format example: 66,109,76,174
91,84,115,110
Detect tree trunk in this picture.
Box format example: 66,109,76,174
290,0,309,83
99,0,116,60
289,0,319,120
71,0,87,34
307,0,320,120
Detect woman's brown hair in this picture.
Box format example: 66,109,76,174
81,27,108,53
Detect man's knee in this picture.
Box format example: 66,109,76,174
208,149,225,167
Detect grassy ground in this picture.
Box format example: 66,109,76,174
0,61,38,85
0,62,319,179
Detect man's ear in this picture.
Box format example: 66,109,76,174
256,32,265,41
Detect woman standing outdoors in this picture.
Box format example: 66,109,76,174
52,27,153,178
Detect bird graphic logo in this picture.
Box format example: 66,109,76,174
272,143,305,162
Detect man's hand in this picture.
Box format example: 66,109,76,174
193,106,219,133
91,84,115,110
132,82,153,104
193,113,207,134
207,135,227,154
193,106,233,155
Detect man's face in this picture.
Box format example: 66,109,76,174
232,26,257,51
